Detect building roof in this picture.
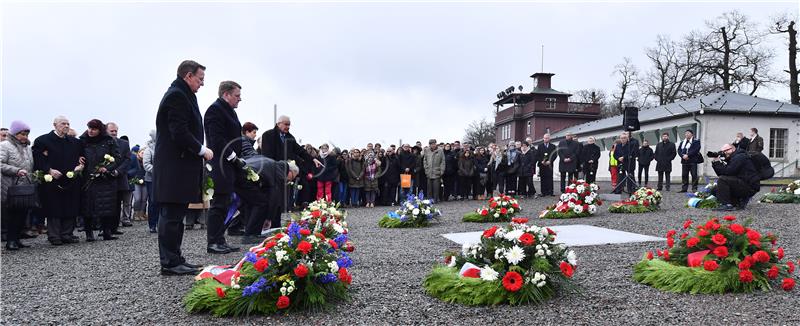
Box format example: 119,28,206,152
493,88,572,106
545,91,800,140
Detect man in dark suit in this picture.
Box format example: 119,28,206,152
154,60,213,276
260,115,321,214
580,137,601,184
557,132,580,193
107,122,132,232
624,131,640,183
677,129,702,192
654,132,677,191
733,132,750,152
613,132,636,194
203,81,245,253
747,128,764,153
535,133,557,196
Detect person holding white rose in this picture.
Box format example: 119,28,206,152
1,120,35,250
79,119,123,242
32,116,85,246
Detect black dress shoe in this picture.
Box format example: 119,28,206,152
160,264,199,276
86,231,96,242
5,241,20,251
182,262,203,269
122,222,133,227
241,235,263,245
102,233,119,240
227,228,245,236
49,239,63,246
111,230,124,235
220,243,240,253
62,237,79,244
149,227,157,234
713,204,737,211
207,244,231,254
15,241,30,248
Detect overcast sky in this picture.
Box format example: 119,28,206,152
2,1,796,149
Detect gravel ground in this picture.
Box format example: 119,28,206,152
2,182,800,325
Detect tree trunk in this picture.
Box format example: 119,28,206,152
721,27,731,91
789,22,799,104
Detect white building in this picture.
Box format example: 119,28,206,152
539,91,800,182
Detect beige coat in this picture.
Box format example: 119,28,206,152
0,137,34,202
423,147,446,179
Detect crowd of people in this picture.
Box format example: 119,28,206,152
0,59,769,276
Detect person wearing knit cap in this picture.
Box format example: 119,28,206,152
32,116,85,245
1,120,34,250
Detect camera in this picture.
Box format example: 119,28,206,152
706,151,724,158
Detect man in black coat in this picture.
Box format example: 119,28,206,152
516,141,536,198
613,133,637,194
260,115,320,211
654,133,677,191
381,147,401,205
536,134,557,196
154,60,213,276
244,157,298,233
557,133,580,193
624,131,640,183
107,122,133,231
733,132,750,152
32,116,85,245
637,140,655,187
711,144,760,211
677,129,702,192
580,137,601,184
203,81,245,254
397,144,416,198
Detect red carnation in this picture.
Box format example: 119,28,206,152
300,229,311,236
647,190,653,195
680,233,689,239
463,268,481,278
490,201,498,208
328,239,338,250
315,232,326,240
646,251,654,260
767,265,779,280
547,228,556,235
643,200,650,207
777,248,785,260
274,233,284,240
276,295,291,309
687,237,700,248
697,229,710,237
739,256,754,270
739,269,754,283
703,260,719,272
512,203,520,209
683,219,693,229
753,250,771,263
512,217,529,224
344,242,355,252
782,278,796,291
294,264,309,278
519,233,535,246
788,262,796,274
500,207,508,215
296,240,312,255
215,287,225,298
723,215,736,221
666,237,675,248
338,268,352,284
483,226,498,238
711,234,727,246
265,240,277,250
710,223,721,231
502,271,524,292
747,229,761,242
311,210,322,218
503,195,511,201
663,250,670,261
254,258,269,273
560,262,575,278
729,224,745,235
713,246,729,258
480,209,488,216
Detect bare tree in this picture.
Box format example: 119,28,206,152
641,35,708,105
611,57,642,111
695,10,781,95
463,118,496,147
771,14,799,104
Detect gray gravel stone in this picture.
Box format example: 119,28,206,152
2,182,799,324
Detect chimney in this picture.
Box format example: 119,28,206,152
530,73,555,90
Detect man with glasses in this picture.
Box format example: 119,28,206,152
711,143,760,211
154,60,212,276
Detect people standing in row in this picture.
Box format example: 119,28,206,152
637,140,654,187
107,122,132,231
654,132,676,191
580,137,601,184
423,139,445,202
557,133,579,193
1,121,34,250
536,134,556,197
80,119,123,241
517,141,536,198
677,129,702,193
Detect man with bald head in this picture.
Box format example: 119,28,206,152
261,115,321,213
711,143,761,211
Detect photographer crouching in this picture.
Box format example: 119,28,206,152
710,144,760,211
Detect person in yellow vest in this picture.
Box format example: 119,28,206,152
609,139,621,188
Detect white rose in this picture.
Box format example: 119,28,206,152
66,171,75,179
332,224,345,234
494,213,500,218
567,250,578,266
505,230,524,242
44,174,53,182
412,208,420,216
509,208,515,214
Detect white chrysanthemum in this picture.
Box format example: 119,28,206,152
412,208,420,216
423,209,430,215
501,201,507,206
536,249,545,257
479,266,499,281
328,261,339,273
44,174,53,182
275,250,287,264
332,223,345,234
422,199,430,205
537,281,547,288
585,196,595,204
588,205,597,214
567,250,578,266
504,245,526,265
573,205,584,214
406,203,414,210
576,185,585,193
509,208,515,214
505,229,524,242
462,243,472,256
494,248,506,260
794,188,800,195
560,194,569,201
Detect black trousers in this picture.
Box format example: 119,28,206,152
657,171,671,190
517,175,535,196
47,216,75,241
505,175,517,195
4,207,27,242
382,182,398,205
442,175,455,200
638,164,651,186
583,163,598,184
681,164,699,191
539,166,554,195
207,193,233,245
236,183,270,237
267,194,285,230
458,175,473,198
158,202,188,268
495,172,505,195
560,171,576,193
716,175,755,206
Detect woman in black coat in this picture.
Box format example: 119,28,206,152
474,148,490,200
442,144,457,201
80,119,121,241
457,150,476,200
580,137,602,183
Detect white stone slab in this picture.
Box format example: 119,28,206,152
442,224,664,247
